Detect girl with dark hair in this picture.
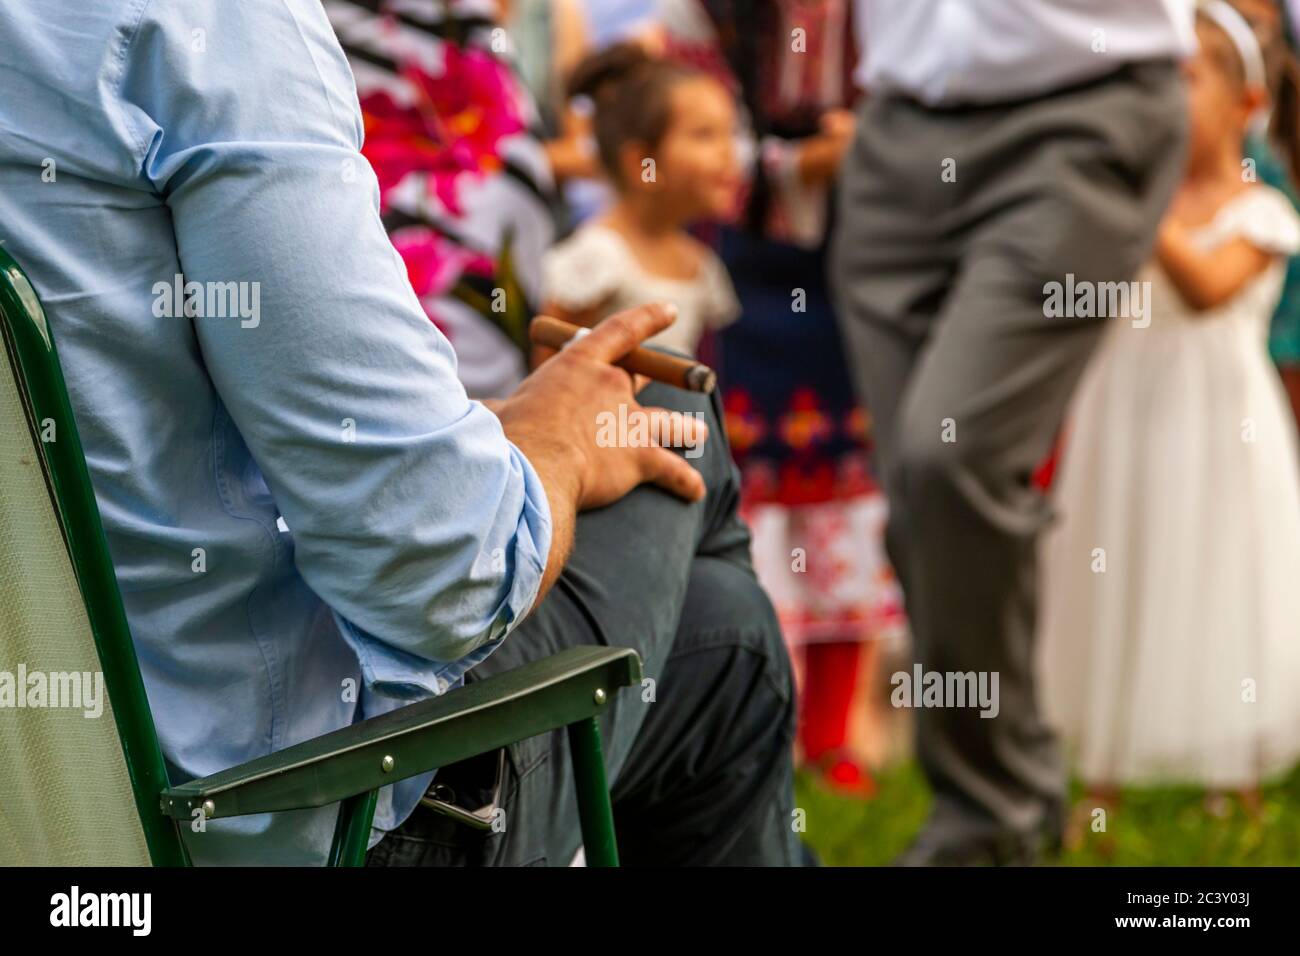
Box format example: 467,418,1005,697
540,43,742,356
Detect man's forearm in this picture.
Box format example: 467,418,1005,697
506,431,581,612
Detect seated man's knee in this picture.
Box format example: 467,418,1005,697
676,557,794,721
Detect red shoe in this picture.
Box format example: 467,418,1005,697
821,753,876,798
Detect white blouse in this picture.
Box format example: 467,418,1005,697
542,224,741,357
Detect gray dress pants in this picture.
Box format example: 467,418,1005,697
830,61,1188,860
366,381,801,866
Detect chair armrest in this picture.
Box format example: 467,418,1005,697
159,645,641,821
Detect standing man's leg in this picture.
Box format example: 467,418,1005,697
831,63,1187,863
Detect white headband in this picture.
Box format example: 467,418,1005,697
1201,0,1269,90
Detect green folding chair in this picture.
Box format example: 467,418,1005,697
0,246,640,866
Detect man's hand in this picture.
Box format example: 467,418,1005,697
490,302,710,605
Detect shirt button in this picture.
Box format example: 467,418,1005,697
435,677,449,695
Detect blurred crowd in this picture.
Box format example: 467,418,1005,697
324,0,1300,833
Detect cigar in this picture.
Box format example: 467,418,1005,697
529,316,717,394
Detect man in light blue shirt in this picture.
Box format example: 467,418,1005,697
0,0,798,865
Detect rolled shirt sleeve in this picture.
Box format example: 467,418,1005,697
117,0,551,693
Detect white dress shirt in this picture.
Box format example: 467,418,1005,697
854,0,1196,105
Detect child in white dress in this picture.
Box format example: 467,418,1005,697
1039,2,1300,798
541,43,740,356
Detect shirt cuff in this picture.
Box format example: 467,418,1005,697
330,435,552,703
330,611,506,705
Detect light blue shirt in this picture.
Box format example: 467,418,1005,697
0,0,551,864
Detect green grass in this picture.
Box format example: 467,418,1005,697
795,761,1300,866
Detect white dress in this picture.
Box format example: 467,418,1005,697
1038,186,1300,788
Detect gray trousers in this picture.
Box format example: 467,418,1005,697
830,62,1187,855
366,382,801,866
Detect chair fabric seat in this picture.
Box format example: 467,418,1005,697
0,350,151,866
